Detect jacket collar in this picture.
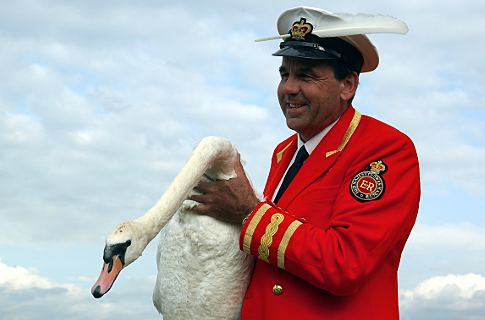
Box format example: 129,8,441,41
264,106,361,207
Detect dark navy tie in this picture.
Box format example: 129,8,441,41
274,145,309,204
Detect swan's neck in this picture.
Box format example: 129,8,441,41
132,137,236,244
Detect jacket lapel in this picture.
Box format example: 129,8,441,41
276,106,359,209
263,135,297,201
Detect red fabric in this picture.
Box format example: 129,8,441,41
240,106,420,319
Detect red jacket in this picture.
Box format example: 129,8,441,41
240,106,420,319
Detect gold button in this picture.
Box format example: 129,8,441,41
272,284,283,295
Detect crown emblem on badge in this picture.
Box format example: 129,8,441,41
290,18,313,40
369,161,386,174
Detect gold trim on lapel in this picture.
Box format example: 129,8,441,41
263,136,297,200
273,107,358,209
326,110,361,158
276,141,293,164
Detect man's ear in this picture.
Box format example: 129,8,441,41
340,72,359,102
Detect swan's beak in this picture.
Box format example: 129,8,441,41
91,255,124,298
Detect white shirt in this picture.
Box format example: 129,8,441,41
272,119,339,202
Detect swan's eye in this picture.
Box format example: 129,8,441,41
103,240,133,264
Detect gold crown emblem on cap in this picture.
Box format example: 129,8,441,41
290,18,313,40
369,161,386,174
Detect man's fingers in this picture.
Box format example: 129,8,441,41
190,203,212,215
194,180,212,193
189,193,207,204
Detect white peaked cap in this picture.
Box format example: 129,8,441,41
259,6,408,73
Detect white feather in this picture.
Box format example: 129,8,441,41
256,13,408,42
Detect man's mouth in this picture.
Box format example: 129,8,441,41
288,103,306,109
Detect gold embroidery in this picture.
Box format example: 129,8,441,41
258,213,284,262
277,220,302,269
290,18,313,40
276,141,293,164
326,110,361,158
242,203,271,253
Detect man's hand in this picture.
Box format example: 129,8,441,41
190,153,260,224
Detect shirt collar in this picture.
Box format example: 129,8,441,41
297,118,340,155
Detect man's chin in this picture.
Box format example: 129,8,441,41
286,120,306,136
285,119,301,132
286,121,321,142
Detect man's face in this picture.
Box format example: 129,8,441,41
277,58,350,142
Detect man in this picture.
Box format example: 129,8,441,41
192,6,420,319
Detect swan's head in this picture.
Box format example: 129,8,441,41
91,221,146,298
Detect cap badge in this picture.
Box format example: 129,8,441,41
350,160,387,202
290,18,313,40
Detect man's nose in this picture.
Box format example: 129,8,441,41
281,76,300,95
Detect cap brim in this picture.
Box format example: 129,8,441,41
273,46,340,60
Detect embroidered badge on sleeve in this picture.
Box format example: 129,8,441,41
350,160,387,201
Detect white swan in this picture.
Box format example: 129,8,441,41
91,136,254,319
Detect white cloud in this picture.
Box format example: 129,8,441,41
0,259,157,320
0,259,71,291
400,274,485,320
408,223,485,251
398,223,485,295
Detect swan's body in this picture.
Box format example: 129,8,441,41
154,209,252,319
92,137,254,319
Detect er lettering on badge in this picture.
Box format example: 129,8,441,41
359,177,376,192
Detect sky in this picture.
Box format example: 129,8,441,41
0,0,484,319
